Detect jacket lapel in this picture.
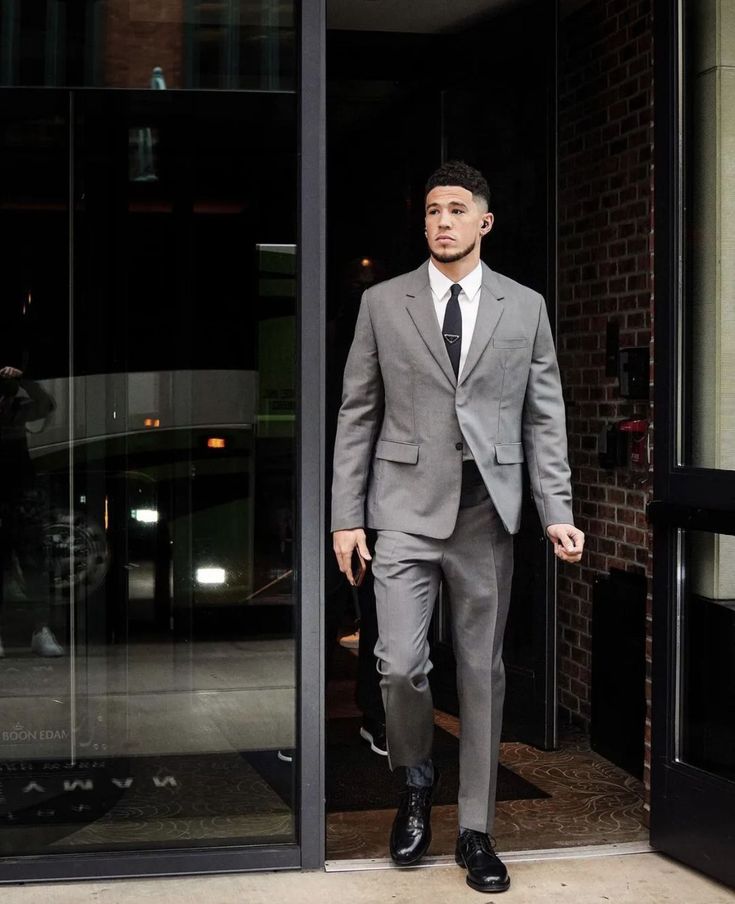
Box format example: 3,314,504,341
404,263,457,389
457,263,505,387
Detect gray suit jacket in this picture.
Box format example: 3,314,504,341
331,260,574,538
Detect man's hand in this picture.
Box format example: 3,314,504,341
333,528,372,586
0,367,22,379
546,523,585,564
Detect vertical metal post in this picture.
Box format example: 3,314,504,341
298,0,326,872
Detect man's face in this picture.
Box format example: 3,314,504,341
424,185,493,264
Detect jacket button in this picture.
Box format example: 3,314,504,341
455,442,463,451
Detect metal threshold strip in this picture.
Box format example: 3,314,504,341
325,841,655,872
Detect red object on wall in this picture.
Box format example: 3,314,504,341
619,419,648,465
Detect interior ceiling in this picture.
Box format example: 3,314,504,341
327,0,526,34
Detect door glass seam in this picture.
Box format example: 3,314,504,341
68,89,77,765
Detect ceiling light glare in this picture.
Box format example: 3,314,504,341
196,567,226,585
133,509,159,524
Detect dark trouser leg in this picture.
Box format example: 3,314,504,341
16,493,53,633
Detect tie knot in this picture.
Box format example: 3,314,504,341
450,283,462,300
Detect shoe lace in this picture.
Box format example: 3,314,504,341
399,785,432,812
462,831,496,858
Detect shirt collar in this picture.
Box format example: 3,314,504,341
428,259,483,301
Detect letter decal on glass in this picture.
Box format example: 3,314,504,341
63,779,94,792
153,775,178,788
22,782,46,794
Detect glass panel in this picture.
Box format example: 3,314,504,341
680,530,735,781
0,0,295,91
682,0,735,469
0,92,74,858
0,88,297,856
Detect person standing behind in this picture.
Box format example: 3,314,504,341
0,366,61,657
331,161,584,894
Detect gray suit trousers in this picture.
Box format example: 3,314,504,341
372,495,513,834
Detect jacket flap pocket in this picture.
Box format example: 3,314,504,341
495,442,525,464
376,440,419,464
493,336,528,348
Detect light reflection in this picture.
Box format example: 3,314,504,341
196,567,226,585
132,509,159,524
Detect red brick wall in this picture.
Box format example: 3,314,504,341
102,1,185,89
556,0,654,786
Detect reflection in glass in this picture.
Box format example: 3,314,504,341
681,531,735,781
0,89,297,856
684,0,735,469
0,0,295,91
0,370,62,658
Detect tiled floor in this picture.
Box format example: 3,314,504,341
326,679,649,860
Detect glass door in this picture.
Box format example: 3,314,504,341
0,0,323,878
650,0,735,888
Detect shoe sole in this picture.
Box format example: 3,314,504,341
359,726,388,757
455,853,511,893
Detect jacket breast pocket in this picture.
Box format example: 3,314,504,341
495,442,525,464
493,336,528,348
375,440,419,464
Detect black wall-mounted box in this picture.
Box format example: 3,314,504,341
618,346,649,399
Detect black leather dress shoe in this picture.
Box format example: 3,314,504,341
455,829,510,893
389,774,439,865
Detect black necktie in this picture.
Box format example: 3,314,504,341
442,283,462,378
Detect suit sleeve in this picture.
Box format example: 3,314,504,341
18,378,56,423
521,296,575,530
330,291,384,532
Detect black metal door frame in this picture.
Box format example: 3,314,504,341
650,0,735,889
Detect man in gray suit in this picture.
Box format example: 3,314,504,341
332,161,584,894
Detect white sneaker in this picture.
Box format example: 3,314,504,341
30,627,64,657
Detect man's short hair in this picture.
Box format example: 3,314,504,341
425,160,490,210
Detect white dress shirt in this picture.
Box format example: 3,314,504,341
428,259,482,380
428,259,483,461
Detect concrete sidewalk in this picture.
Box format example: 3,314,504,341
1,853,733,904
